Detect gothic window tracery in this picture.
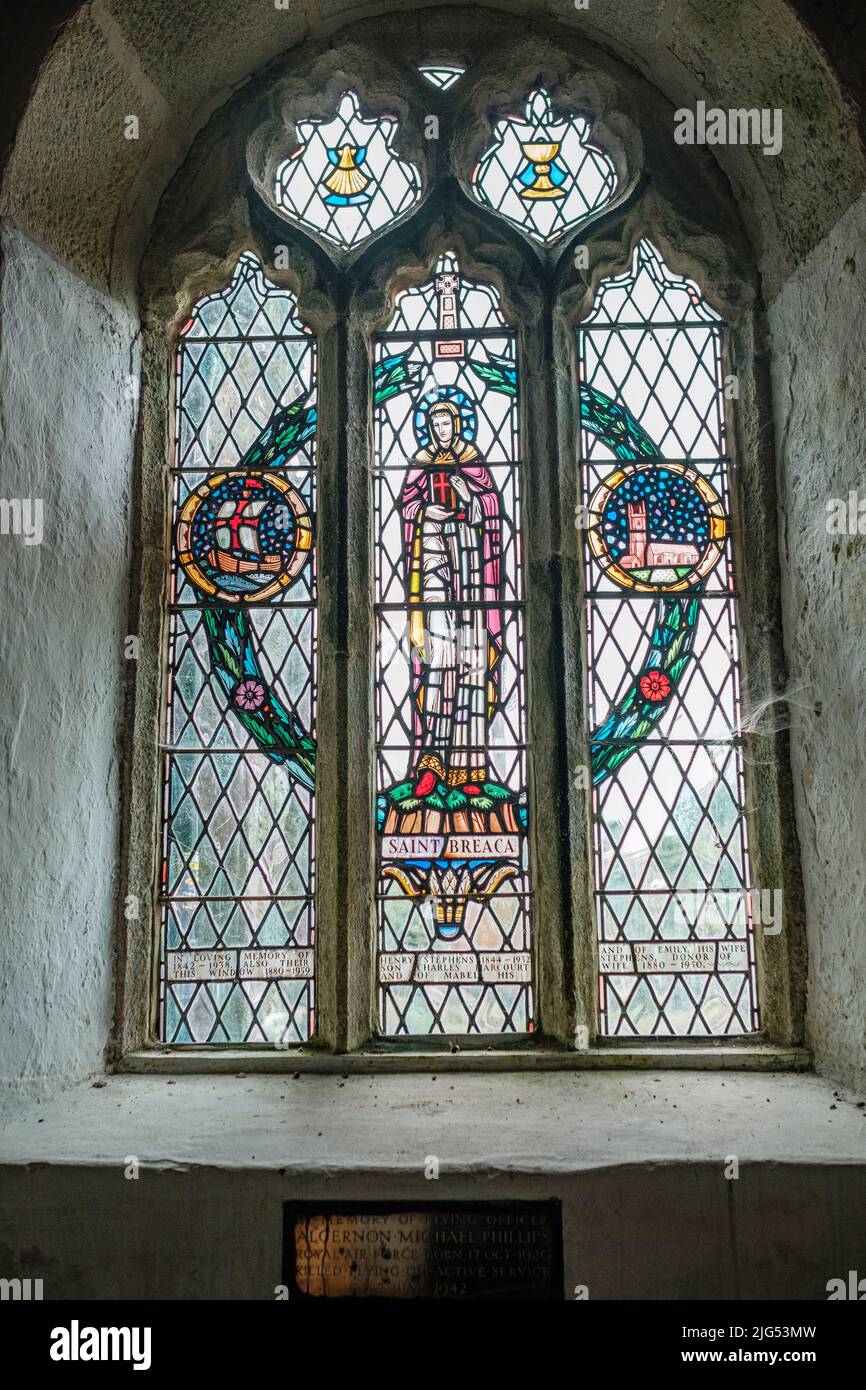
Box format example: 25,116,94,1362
274,89,422,250
154,68,771,1050
470,88,618,244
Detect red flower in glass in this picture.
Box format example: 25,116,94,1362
234,679,265,711
415,770,437,798
639,670,671,702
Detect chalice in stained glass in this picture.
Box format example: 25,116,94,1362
518,139,566,200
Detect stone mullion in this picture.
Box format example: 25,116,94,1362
343,305,376,1048
522,282,577,1045
727,311,806,1045
310,315,343,1050
114,325,171,1056
553,306,598,1045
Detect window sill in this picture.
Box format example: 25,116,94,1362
118,1041,811,1075
4,1068,862,1303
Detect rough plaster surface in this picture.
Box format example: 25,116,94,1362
769,190,866,1092
0,9,168,297
1,1071,865,1298
0,227,137,1107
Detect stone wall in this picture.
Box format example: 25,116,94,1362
769,190,866,1090
0,228,138,1110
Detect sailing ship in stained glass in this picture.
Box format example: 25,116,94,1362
578,239,758,1037
160,253,318,1045
373,253,532,1036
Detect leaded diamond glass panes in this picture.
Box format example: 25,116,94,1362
418,65,465,91
577,238,759,1037
274,89,422,250
373,253,533,1036
471,87,617,245
160,252,317,1044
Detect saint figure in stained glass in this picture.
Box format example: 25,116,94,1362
375,255,530,1022
399,397,502,795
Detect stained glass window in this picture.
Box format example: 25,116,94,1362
578,239,759,1037
373,253,532,1036
418,65,464,91
471,88,616,245
150,63,779,1052
274,90,422,250
160,253,318,1044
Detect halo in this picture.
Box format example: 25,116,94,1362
412,385,477,448
587,461,726,593
176,471,312,605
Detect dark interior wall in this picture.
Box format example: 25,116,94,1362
0,0,81,168
788,0,866,148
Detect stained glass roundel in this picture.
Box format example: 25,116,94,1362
587,462,726,593
176,471,313,604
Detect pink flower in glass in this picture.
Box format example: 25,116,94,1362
234,679,265,711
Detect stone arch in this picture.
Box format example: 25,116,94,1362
3,2,863,300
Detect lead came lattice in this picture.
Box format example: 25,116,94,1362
578,240,759,1037
160,254,318,1044
373,254,533,1036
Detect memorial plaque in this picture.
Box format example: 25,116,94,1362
283,1201,563,1300
597,941,749,975
378,952,533,985
166,947,314,982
